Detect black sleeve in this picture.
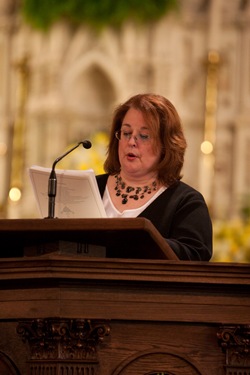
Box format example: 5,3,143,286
139,183,213,261
165,192,213,261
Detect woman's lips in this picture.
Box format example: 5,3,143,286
126,152,137,159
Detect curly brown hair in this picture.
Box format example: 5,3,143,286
103,93,187,186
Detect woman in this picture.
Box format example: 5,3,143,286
96,93,213,261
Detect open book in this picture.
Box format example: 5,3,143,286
29,165,107,218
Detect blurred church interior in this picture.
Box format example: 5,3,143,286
0,0,249,230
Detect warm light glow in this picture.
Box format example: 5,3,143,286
0,142,7,156
9,187,22,202
201,141,213,155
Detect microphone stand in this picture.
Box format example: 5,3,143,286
46,141,92,219
47,166,57,219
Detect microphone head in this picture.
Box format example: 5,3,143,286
81,140,92,149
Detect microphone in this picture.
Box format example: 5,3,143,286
46,140,92,219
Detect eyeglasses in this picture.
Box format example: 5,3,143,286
115,130,151,143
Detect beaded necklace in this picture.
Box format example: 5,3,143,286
114,174,157,204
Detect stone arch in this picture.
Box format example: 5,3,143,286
64,62,114,114
61,51,123,135
62,50,124,110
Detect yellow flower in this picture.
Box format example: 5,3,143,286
212,219,250,263
59,131,109,174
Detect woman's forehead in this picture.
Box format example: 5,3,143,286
122,108,150,128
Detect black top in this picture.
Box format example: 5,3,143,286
96,173,213,261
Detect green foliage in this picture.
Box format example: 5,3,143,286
20,0,179,31
240,193,250,222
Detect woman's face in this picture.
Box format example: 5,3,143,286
117,107,161,179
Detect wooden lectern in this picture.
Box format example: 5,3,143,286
0,217,178,260
0,218,249,375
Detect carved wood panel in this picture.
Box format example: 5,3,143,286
111,349,204,375
0,351,21,375
16,318,110,375
217,325,250,375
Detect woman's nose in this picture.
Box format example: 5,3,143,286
128,134,138,145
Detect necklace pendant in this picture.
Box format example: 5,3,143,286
116,188,122,197
126,186,134,193
132,195,139,200
121,193,128,204
115,173,158,204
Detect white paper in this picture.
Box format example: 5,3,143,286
29,165,107,218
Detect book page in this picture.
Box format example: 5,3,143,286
29,165,107,218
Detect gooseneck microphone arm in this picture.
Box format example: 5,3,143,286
46,140,92,219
